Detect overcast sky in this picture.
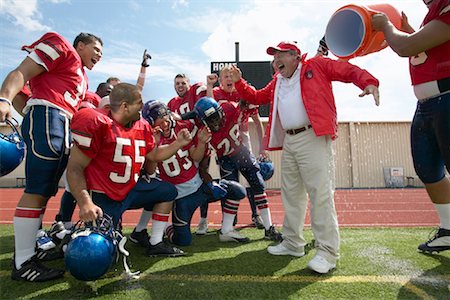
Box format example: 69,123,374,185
0,0,426,121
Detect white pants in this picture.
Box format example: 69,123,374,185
280,129,340,263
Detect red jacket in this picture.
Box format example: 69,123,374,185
234,55,379,150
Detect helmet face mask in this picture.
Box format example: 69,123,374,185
194,97,223,132
203,110,223,132
0,119,25,177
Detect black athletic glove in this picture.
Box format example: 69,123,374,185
317,36,329,56
141,49,151,67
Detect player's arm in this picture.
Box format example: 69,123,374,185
190,126,211,162
67,144,103,222
206,74,218,98
146,128,192,162
0,57,45,121
198,155,213,183
372,13,450,57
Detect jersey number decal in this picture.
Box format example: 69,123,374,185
216,124,240,156
410,52,428,66
110,138,146,183
64,68,86,107
161,149,193,177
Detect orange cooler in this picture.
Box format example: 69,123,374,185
325,3,402,60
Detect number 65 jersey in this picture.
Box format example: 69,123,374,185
71,108,155,201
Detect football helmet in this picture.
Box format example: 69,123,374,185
194,97,223,132
64,215,118,281
142,100,175,137
258,157,275,181
0,119,25,177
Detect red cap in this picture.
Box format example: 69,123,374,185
266,41,301,55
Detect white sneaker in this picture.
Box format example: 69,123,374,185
267,243,305,257
196,218,208,235
308,255,336,274
219,230,250,243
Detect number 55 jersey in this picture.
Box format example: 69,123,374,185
71,108,155,201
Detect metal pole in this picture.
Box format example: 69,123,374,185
235,42,240,64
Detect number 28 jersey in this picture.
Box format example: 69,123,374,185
208,101,242,158
71,108,155,201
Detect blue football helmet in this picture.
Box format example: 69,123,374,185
258,157,275,181
64,215,118,281
0,119,25,177
142,100,175,137
194,97,223,132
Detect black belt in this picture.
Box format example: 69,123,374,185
286,125,312,135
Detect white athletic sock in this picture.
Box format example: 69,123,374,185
435,203,450,229
222,213,235,234
135,210,152,232
149,213,169,245
259,207,272,230
14,207,42,269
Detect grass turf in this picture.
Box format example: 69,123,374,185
0,226,449,299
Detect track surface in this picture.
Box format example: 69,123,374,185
0,188,437,228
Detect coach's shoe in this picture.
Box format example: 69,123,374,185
196,218,208,235
147,241,185,257
129,228,151,248
219,230,250,243
264,226,283,242
418,227,450,253
267,243,305,257
252,215,265,229
308,254,336,274
11,255,65,282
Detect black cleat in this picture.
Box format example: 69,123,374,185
36,248,64,261
11,255,64,282
265,226,283,242
147,241,185,257
252,215,265,229
129,228,151,248
418,227,450,253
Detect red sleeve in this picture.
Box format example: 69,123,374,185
22,32,71,72
322,58,379,90
234,78,275,105
71,109,108,158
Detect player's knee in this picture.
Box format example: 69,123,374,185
221,179,246,200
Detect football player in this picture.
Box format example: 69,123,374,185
372,0,450,253
135,101,249,245
167,73,212,234
0,32,103,282
194,94,283,242
67,83,190,258
212,67,268,229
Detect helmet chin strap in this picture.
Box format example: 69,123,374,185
116,233,140,279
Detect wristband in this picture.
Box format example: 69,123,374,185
0,97,12,106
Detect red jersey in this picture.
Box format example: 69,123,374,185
157,121,200,185
410,0,450,85
168,82,207,115
22,32,88,116
208,101,242,158
71,109,155,201
213,86,259,132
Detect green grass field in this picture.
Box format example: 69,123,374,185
1,225,449,300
